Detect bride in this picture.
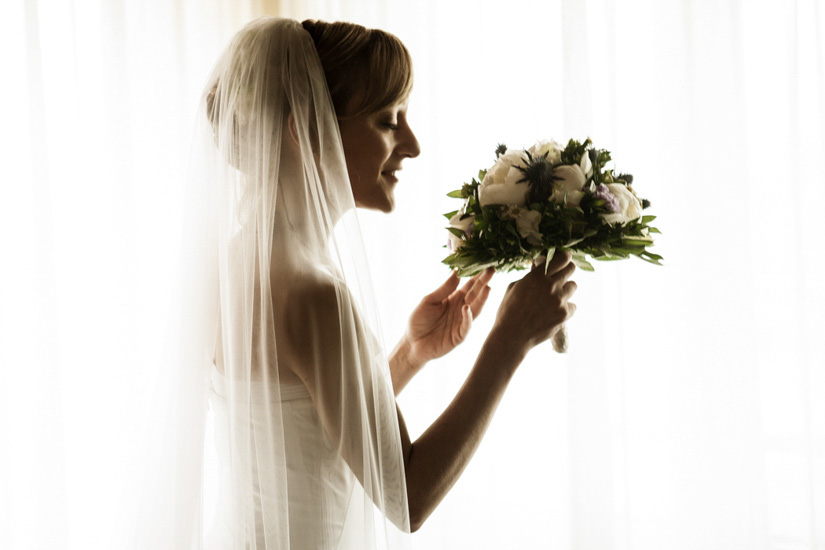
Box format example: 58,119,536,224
176,16,576,549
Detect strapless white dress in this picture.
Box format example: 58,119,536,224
207,368,355,549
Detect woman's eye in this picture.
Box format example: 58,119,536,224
382,122,399,131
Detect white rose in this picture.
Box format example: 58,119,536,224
500,206,543,246
479,149,529,206
481,158,509,186
503,165,524,186
447,211,474,251
478,183,530,206
550,164,586,207
497,148,527,169
601,183,643,225
514,209,543,245
482,149,526,185
528,139,562,164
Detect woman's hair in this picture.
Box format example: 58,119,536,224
206,19,413,129
300,19,413,118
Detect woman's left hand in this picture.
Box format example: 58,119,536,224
405,268,495,365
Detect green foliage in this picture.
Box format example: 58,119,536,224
559,137,592,165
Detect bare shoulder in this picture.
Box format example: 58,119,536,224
285,272,345,333
283,271,355,374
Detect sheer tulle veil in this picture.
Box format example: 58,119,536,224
125,17,411,549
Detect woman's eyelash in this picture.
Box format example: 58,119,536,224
382,122,399,131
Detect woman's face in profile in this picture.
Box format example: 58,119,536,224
338,101,420,213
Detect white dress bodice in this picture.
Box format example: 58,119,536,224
207,369,354,549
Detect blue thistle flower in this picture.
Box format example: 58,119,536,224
618,173,634,185
515,154,559,203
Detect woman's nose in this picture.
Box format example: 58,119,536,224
398,120,421,159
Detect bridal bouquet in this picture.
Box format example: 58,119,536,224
442,138,662,352
443,138,662,276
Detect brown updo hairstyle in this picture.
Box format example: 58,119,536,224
204,19,413,163
300,19,414,118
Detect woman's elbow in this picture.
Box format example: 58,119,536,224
407,494,433,533
409,510,425,533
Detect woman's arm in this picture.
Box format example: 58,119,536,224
399,252,577,531
388,337,423,395
287,252,576,532
399,329,525,530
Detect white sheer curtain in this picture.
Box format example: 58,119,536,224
1,1,822,549
0,1,268,547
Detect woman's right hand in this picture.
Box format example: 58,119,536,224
491,250,577,354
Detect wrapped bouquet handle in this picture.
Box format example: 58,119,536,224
552,326,569,353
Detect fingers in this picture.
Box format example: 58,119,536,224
525,255,576,298
554,262,576,284
531,249,573,277
457,275,477,298
464,268,494,304
458,304,473,340
562,280,577,298
469,282,492,318
426,270,461,302
547,249,573,275
478,266,496,285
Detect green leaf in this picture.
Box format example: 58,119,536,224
543,247,556,274
641,215,657,224
639,255,664,266
571,255,595,271
638,251,664,265
565,235,588,247
443,210,459,220
467,260,498,275
622,237,654,246
447,227,466,238
446,189,464,198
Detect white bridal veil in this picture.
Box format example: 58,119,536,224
129,17,410,549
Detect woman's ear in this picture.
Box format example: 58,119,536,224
287,111,299,146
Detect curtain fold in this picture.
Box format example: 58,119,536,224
1,1,822,548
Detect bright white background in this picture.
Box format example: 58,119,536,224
1,0,823,549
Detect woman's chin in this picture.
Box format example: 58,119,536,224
356,195,395,213
378,199,395,213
